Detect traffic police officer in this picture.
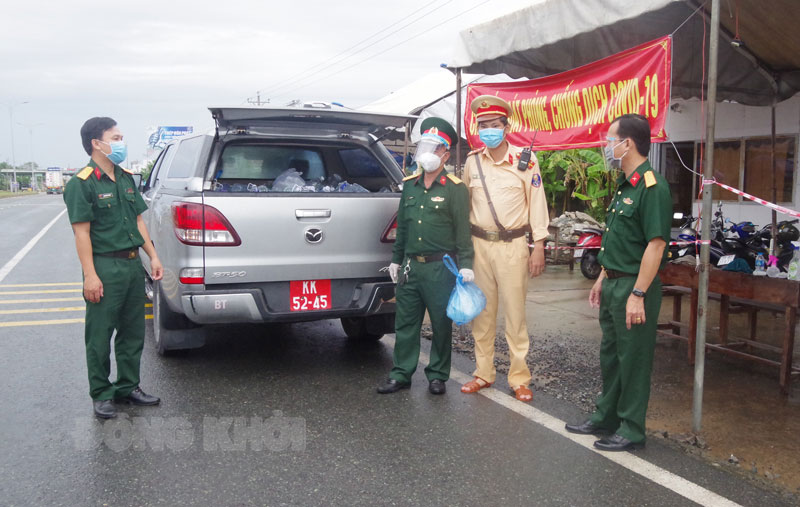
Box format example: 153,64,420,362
565,114,672,451
64,117,163,419
460,95,550,403
377,117,474,395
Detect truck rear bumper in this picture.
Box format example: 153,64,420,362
180,281,395,324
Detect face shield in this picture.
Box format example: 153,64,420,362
413,138,448,173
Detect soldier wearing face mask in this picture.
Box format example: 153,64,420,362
565,114,672,452
377,117,473,395
64,117,163,419
460,95,550,403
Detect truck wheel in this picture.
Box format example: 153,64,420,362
580,251,602,280
341,314,394,341
152,281,201,356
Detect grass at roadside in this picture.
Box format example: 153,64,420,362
0,190,41,199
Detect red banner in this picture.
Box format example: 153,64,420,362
465,36,672,151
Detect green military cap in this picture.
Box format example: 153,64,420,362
419,117,458,148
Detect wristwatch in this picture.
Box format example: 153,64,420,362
631,288,646,298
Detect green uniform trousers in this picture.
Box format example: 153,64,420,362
390,259,456,383
84,255,145,401
590,275,662,443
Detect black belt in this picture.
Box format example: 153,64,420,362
411,252,456,263
95,249,139,260
470,224,528,242
604,268,636,279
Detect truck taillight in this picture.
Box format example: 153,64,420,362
381,213,398,243
179,267,204,284
172,202,241,246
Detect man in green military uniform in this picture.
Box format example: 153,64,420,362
377,117,474,395
565,114,672,451
64,117,164,419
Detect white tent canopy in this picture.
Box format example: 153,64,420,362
449,0,800,106
359,69,481,116
360,69,522,143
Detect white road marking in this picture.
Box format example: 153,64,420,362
0,209,68,283
383,335,742,507
0,282,82,288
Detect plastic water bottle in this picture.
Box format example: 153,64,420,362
754,253,767,276
789,242,800,281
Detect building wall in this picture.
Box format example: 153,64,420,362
662,96,800,225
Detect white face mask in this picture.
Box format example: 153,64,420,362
417,152,442,173
603,140,627,170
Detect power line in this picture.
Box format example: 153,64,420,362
271,0,490,100
255,1,450,99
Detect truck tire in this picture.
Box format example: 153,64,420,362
152,280,202,356
341,314,394,342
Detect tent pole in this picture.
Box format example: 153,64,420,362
693,0,721,434
403,120,410,174
455,67,463,178
771,100,777,255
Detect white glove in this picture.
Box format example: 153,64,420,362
388,263,400,283
459,268,475,283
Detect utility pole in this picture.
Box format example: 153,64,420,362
247,92,269,106
18,121,43,191
1,100,29,192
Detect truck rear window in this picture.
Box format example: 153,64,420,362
214,144,394,193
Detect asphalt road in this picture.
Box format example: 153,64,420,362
0,193,794,506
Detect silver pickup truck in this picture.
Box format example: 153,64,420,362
140,105,412,354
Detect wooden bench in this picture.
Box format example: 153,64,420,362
658,263,800,393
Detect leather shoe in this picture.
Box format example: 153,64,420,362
594,433,645,452
93,400,116,419
565,419,612,435
428,379,446,395
116,387,160,406
377,378,411,394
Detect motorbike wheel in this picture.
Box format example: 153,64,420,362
580,251,602,280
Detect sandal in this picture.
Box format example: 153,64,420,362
461,377,493,394
512,385,533,402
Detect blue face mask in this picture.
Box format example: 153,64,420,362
101,141,127,165
478,128,505,149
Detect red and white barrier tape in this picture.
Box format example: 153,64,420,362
669,240,711,246
541,244,586,250
704,179,800,218
536,240,711,249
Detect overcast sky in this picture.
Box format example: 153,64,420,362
0,0,537,169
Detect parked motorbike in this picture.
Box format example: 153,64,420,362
669,212,725,265
574,226,603,280
745,219,800,271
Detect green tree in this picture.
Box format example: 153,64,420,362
569,149,617,223
141,159,155,182
536,148,617,223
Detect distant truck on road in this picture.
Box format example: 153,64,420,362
45,167,64,194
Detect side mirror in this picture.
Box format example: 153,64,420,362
673,212,684,220
131,173,142,189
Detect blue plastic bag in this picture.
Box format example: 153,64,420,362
442,254,487,325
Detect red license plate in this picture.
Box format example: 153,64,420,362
289,279,331,312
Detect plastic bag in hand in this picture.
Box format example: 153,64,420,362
442,254,486,325
272,169,306,192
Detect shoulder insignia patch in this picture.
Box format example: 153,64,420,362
76,166,93,180
531,173,541,187
446,174,462,185
402,172,419,181
644,171,657,188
